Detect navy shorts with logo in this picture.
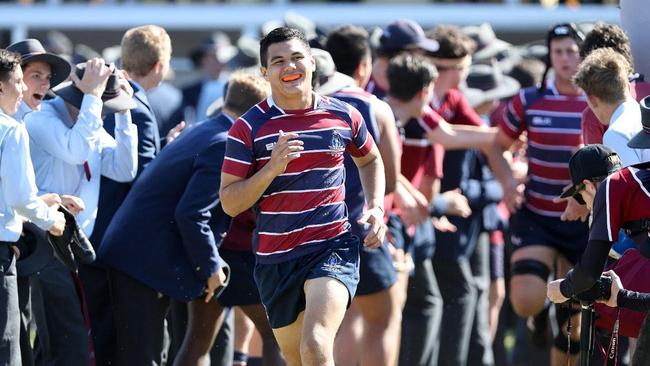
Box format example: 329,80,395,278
356,241,397,296
254,233,360,329
218,248,260,307
510,206,589,264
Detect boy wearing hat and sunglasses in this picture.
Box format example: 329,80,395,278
547,144,650,364
23,58,137,366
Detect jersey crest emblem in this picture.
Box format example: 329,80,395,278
329,130,346,156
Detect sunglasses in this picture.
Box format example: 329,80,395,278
572,182,587,205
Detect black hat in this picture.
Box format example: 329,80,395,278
52,63,136,115
627,96,650,149
560,144,622,199
378,19,439,55
47,206,96,272
6,38,71,88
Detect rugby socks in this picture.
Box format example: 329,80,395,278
233,351,248,366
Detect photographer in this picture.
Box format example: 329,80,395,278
546,143,650,304
598,270,650,312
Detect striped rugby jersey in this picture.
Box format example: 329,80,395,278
331,87,381,238
590,164,650,243
222,94,375,263
500,81,587,217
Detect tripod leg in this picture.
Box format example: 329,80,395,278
579,305,596,366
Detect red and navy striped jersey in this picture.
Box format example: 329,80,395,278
590,164,650,243
500,81,587,217
332,87,381,238
401,105,444,185
222,94,375,263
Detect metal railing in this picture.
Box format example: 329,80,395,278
0,2,619,43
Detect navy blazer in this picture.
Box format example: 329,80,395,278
97,114,232,302
91,81,161,247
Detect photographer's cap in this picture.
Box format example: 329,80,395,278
560,144,622,198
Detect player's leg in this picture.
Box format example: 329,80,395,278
240,303,286,366
272,312,304,366
510,245,555,317
356,282,402,366
233,307,255,366
550,254,581,366
301,276,350,366
333,302,363,366
172,298,227,366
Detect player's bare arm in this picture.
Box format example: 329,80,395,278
353,144,386,249
220,131,304,217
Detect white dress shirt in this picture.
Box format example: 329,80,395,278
0,112,56,242
603,99,650,166
25,94,138,236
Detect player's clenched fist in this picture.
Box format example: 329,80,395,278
268,130,304,176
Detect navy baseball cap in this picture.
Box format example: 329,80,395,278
378,19,439,55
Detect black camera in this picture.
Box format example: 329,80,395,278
572,275,612,302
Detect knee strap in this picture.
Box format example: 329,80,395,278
553,304,581,355
511,259,551,281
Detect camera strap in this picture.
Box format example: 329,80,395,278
607,308,620,366
598,308,620,366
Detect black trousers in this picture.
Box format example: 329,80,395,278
78,263,115,366
31,256,90,366
399,259,443,366
108,268,233,366
0,244,20,366
108,268,171,366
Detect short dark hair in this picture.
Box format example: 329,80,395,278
580,23,634,68
426,25,476,59
387,53,438,102
259,27,310,68
0,50,21,82
326,25,370,77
